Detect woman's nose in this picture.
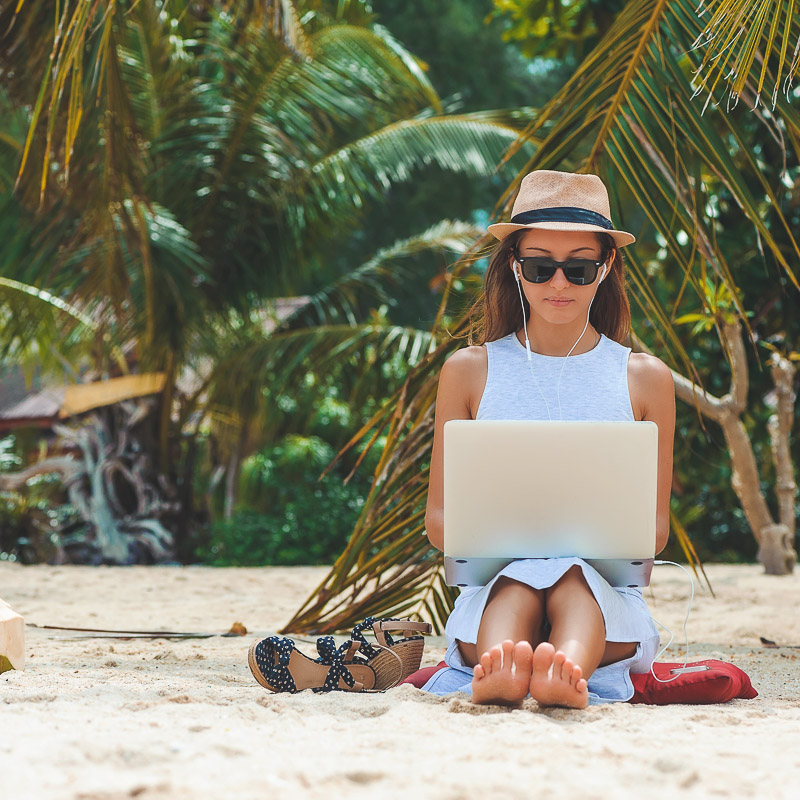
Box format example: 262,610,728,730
549,266,570,288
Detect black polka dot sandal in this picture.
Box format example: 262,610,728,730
248,635,378,693
349,617,432,687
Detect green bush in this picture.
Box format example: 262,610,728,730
199,433,372,566
0,434,77,563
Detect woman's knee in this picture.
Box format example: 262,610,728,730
548,565,585,589
487,577,545,608
544,566,594,606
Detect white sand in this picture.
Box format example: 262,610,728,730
1,562,799,800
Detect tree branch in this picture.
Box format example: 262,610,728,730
631,326,775,544
0,457,82,491
630,332,723,418
720,319,749,414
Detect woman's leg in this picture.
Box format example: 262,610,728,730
544,566,607,674
529,566,637,708
477,577,547,658
459,577,546,707
456,577,546,666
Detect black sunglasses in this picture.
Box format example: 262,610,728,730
514,254,606,286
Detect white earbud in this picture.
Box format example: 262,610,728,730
598,264,608,283
513,261,529,352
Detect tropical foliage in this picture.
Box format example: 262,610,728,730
488,0,628,60
1,0,797,633
285,0,800,633
0,0,534,563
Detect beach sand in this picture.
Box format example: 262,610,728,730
1,562,799,800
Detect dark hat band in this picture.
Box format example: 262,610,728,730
510,206,614,230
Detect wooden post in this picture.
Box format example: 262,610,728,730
0,598,25,673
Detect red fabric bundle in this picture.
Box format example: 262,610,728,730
402,662,448,689
629,659,758,704
402,659,758,704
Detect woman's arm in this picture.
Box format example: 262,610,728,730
424,346,487,551
628,353,676,554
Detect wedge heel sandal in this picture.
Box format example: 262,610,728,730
249,635,377,694
350,617,432,683
356,644,405,690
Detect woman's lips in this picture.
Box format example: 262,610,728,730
546,297,573,307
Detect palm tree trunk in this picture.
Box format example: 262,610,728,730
224,425,247,522
769,352,797,538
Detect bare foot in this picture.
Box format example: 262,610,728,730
471,640,533,707
529,642,589,709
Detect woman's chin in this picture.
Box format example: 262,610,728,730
535,308,585,326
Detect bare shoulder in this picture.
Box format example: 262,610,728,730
439,345,488,418
442,344,487,375
628,352,674,419
628,351,673,386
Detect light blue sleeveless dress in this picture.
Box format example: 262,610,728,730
422,332,661,703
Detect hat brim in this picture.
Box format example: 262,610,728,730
487,221,635,248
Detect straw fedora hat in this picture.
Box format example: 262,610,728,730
487,170,635,248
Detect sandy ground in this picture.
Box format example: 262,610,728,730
1,562,799,800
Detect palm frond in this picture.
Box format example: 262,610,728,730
507,0,799,342
297,113,533,238
205,323,436,424
282,330,463,633
690,0,800,110
0,276,97,374
191,19,442,229
280,220,482,328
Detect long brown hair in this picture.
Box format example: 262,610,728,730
467,230,631,345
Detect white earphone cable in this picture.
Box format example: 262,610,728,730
648,559,695,683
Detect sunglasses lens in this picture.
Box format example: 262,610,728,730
520,257,557,283
563,260,599,285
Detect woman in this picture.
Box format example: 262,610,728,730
423,170,675,708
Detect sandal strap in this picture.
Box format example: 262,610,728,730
255,636,297,692
372,619,432,649
350,617,432,658
313,636,359,692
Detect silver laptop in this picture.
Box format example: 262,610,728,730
442,420,658,588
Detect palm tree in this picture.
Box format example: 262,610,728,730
0,1,534,561
284,0,800,634
199,219,485,524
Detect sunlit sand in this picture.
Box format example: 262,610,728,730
2,562,799,799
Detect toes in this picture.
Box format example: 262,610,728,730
489,644,503,672
473,663,485,681
479,650,494,675
500,640,515,671
532,641,555,675
552,650,567,680
477,645,505,677
528,644,590,707
513,641,534,675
